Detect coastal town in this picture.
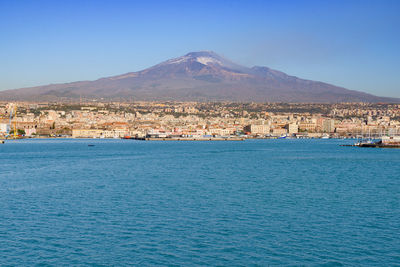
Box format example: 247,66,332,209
1,101,400,140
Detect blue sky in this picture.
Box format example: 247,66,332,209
0,0,399,97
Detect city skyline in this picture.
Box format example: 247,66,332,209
2,101,400,140
1,0,399,97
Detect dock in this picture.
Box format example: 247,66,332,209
341,143,400,148
128,137,244,141
341,136,400,148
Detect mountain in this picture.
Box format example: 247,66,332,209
0,51,397,103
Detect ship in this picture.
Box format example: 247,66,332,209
344,136,400,148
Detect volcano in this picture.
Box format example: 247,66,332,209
0,51,397,103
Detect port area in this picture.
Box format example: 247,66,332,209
341,136,400,148
341,143,400,148
125,136,244,141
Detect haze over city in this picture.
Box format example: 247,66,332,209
1,0,399,97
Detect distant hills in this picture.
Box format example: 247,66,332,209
0,51,398,103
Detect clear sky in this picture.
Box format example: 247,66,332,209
0,0,399,97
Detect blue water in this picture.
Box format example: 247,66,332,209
0,139,399,266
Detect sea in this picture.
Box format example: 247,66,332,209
0,139,399,266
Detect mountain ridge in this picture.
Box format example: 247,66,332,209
0,51,398,103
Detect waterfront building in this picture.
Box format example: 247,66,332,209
102,130,128,138
299,122,317,132
244,124,270,135
0,123,10,133
287,123,299,134
323,119,336,133
72,129,103,138
272,128,287,136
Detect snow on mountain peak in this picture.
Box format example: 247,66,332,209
196,56,221,66
163,56,190,65
161,52,222,66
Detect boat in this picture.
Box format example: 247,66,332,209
321,134,330,139
344,136,400,148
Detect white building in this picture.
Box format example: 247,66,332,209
0,123,10,133
288,123,299,134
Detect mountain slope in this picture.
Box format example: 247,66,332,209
0,51,397,103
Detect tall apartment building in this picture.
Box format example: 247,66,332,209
323,119,335,133
287,123,299,134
